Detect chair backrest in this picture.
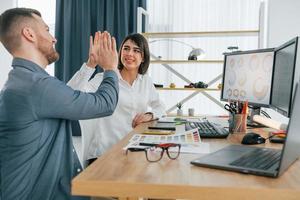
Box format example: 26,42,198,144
71,120,82,136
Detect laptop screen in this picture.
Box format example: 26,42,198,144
278,83,300,176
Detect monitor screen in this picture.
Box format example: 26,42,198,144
221,48,275,107
270,37,298,117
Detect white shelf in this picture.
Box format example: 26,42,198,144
156,87,220,91
143,30,259,38
150,60,223,64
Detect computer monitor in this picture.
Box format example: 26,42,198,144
221,48,275,107
270,37,298,117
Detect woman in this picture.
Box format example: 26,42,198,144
68,33,166,165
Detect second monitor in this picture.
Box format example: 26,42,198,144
221,48,275,107
270,37,299,117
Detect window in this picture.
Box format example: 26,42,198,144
147,0,261,115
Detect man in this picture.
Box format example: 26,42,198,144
0,8,119,200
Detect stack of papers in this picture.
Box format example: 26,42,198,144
158,116,201,123
125,128,210,154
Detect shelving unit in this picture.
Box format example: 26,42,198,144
137,7,260,114
143,30,259,38
144,31,260,113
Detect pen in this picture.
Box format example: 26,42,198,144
139,142,158,146
141,117,159,124
148,117,159,122
271,133,286,138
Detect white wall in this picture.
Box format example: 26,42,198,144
262,0,300,124
267,0,300,47
0,0,16,89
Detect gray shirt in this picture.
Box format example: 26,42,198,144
0,58,119,200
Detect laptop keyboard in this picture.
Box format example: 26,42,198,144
230,148,281,170
185,121,229,138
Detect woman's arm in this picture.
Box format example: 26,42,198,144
67,31,107,92
67,63,96,91
132,76,166,128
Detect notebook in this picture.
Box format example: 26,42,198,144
191,84,300,177
148,122,176,131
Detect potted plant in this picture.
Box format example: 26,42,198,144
176,102,183,116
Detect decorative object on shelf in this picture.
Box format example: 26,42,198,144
184,83,195,88
149,39,205,60
154,83,164,88
184,81,208,88
176,102,183,116
218,83,222,89
169,83,176,88
188,108,195,116
194,81,208,88
227,46,239,53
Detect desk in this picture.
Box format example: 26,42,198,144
72,120,300,200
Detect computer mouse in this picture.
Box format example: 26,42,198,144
241,132,266,145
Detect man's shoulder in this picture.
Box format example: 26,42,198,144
5,68,62,96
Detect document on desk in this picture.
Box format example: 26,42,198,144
159,116,201,123
125,128,210,154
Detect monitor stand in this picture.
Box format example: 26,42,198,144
247,107,266,128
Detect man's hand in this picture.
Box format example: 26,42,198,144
132,113,154,128
86,31,100,68
97,31,118,71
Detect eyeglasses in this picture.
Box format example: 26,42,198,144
126,143,181,162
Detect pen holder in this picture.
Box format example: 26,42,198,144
229,113,247,133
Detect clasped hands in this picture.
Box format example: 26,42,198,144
132,112,154,128
86,31,118,71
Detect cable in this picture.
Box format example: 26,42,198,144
260,110,271,118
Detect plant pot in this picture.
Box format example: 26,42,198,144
177,109,183,116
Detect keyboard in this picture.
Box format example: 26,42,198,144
185,121,229,138
229,148,281,170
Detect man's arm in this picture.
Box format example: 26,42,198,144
67,31,112,92
35,71,118,120
36,31,119,120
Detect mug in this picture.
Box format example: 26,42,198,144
188,108,195,116
229,113,247,133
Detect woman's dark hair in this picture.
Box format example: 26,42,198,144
118,33,150,75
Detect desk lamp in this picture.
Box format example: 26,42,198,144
149,39,205,60
188,48,205,60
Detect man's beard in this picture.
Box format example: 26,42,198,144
37,37,59,65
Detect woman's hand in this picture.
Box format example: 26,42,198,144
132,112,154,128
86,31,118,72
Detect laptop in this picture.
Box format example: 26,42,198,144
191,85,300,178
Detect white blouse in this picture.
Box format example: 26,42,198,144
68,63,166,161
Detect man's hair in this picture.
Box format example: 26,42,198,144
118,33,150,75
0,8,41,53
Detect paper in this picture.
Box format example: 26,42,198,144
130,128,201,144
125,128,210,154
142,130,175,135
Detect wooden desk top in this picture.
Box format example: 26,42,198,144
72,121,300,200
